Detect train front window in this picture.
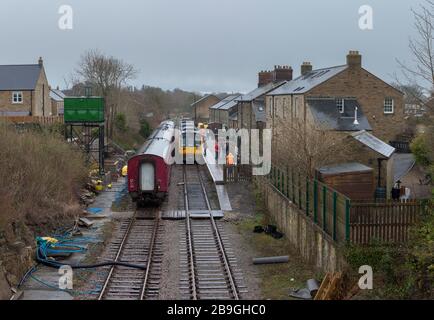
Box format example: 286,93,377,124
182,133,195,147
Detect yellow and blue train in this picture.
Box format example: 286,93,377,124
179,119,203,160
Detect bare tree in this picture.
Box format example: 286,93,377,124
74,50,137,138
397,0,434,117
273,118,348,179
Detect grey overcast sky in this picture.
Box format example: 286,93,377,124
0,0,424,93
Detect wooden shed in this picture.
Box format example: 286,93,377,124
316,163,375,200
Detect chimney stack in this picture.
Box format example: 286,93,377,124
273,65,293,82
258,70,274,87
38,57,43,66
347,50,362,69
301,62,313,76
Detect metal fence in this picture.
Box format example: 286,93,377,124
267,165,351,243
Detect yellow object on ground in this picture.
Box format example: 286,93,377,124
41,237,58,244
95,180,103,191
122,165,128,177
107,183,112,189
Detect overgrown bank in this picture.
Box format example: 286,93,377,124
0,121,87,299
344,202,433,300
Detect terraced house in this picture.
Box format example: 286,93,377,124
0,57,51,117
266,51,405,199
209,94,240,128
237,65,292,131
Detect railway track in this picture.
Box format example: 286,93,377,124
180,165,245,300
98,209,163,300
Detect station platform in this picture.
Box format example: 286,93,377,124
203,147,232,211
203,147,224,184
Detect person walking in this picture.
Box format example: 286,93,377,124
214,141,219,163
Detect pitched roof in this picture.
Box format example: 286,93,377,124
191,94,220,106
50,88,66,101
218,98,239,111
210,94,240,110
238,81,287,102
0,64,43,90
267,65,348,96
351,130,395,158
307,97,372,131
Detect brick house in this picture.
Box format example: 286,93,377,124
191,94,221,124
0,57,51,117
266,51,405,198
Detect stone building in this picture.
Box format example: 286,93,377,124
191,94,221,124
0,57,51,117
267,51,404,142
266,51,406,198
209,94,240,128
237,65,293,130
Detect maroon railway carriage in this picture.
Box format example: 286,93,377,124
128,121,175,204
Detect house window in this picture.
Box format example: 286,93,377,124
12,91,23,104
336,98,345,113
384,98,394,114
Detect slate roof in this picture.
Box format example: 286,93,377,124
351,130,396,158
0,64,42,90
50,88,66,102
218,99,238,111
307,98,372,131
238,81,287,102
267,65,348,96
210,94,240,110
191,94,220,107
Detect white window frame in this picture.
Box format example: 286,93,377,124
384,98,394,114
12,91,23,104
336,98,345,113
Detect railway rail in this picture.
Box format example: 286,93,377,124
180,165,244,300
98,209,162,300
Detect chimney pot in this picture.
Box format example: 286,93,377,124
301,62,313,76
347,50,362,68
38,57,43,66
273,65,293,83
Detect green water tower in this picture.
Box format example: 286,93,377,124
64,97,105,123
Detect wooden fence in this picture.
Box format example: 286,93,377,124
2,116,64,125
223,164,252,183
349,200,427,244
